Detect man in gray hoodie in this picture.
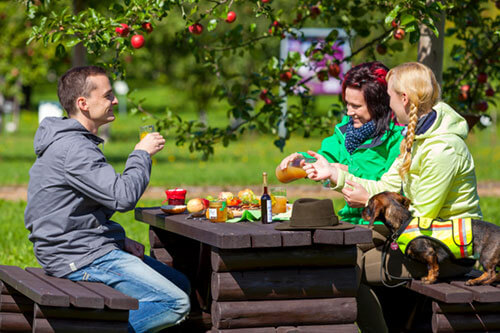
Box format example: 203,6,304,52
24,66,190,333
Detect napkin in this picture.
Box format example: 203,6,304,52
226,209,291,223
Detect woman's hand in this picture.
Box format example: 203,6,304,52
279,152,304,170
342,179,370,208
303,151,338,183
124,237,145,260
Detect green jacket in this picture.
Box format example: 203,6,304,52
334,102,483,220
304,115,404,224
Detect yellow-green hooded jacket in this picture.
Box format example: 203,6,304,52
333,102,482,220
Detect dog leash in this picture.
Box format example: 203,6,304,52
380,217,415,288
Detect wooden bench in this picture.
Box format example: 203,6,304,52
0,265,138,332
405,274,500,333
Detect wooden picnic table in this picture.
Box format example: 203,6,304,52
135,207,372,332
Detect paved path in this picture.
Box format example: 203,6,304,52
1,182,500,201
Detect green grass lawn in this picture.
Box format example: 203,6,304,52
1,99,500,186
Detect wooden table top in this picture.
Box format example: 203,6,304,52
135,207,372,249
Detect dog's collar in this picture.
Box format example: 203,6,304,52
391,215,414,241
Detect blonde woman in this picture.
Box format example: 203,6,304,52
304,62,482,332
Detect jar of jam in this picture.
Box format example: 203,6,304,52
165,188,187,205
206,201,227,223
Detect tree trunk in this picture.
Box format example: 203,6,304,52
72,0,87,67
417,1,446,85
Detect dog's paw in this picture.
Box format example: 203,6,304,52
421,277,436,284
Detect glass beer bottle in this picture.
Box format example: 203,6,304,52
260,172,273,224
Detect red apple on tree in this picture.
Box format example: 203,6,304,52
226,11,236,23
259,89,272,105
188,23,204,35
391,19,398,28
393,28,405,40
310,6,320,19
474,101,488,112
142,22,153,33
486,87,495,97
131,34,145,49
262,0,270,3
376,44,387,55
328,63,341,78
317,70,329,82
115,23,129,37
280,71,293,82
478,72,488,84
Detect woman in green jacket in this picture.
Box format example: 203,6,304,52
278,61,404,225
305,62,482,333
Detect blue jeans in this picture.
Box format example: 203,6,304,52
65,249,191,333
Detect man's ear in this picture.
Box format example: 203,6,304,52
76,96,88,112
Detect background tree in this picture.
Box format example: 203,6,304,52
22,0,500,157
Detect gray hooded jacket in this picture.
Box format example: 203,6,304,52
24,117,151,277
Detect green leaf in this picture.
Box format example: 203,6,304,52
55,43,66,57
385,4,401,25
399,13,415,26
249,23,256,33
207,19,217,32
325,29,339,43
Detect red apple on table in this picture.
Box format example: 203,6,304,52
478,72,488,84
142,22,153,33
131,34,145,49
189,23,204,35
393,28,405,40
226,11,236,23
115,23,129,37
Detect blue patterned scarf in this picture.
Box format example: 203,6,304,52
344,118,376,154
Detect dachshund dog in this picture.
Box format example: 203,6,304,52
361,191,500,285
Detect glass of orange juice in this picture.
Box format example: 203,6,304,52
275,155,316,183
139,125,154,140
271,187,287,214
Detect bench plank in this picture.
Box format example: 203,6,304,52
450,281,500,303
26,267,105,309
35,303,128,322
0,265,69,307
77,281,138,310
0,312,32,332
33,317,128,333
0,294,33,312
408,280,473,303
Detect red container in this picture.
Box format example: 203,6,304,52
165,188,187,205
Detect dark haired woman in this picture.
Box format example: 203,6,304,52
278,61,403,225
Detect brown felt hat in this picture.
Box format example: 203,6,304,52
274,198,354,231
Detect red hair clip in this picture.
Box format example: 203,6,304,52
373,68,387,85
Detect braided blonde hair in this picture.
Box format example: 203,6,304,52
386,62,440,180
